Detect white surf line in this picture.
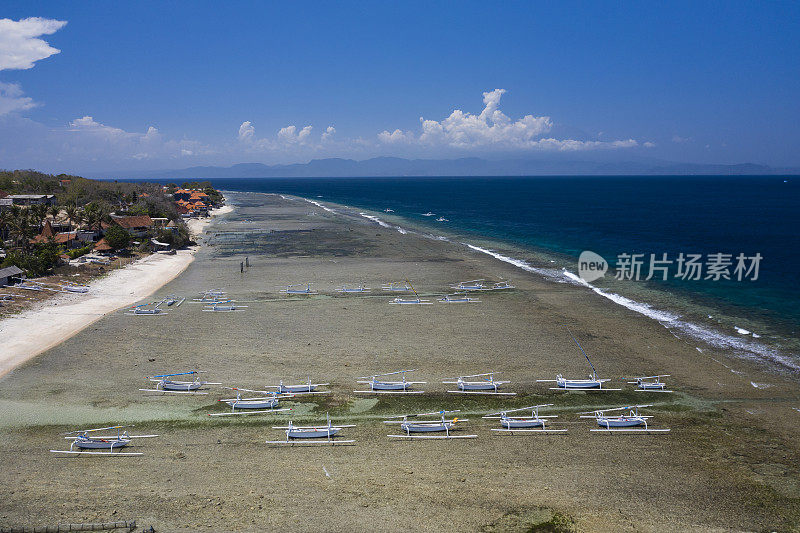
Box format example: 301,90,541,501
303,198,337,213
359,213,407,234
464,243,800,373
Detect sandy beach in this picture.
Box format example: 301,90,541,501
0,204,233,380
0,192,798,532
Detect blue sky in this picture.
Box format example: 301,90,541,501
1,1,798,173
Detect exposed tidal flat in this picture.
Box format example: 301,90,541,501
1,191,799,532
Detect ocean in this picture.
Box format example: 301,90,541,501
154,175,800,371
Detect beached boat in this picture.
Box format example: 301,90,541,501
443,372,515,395
50,425,158,456
385,410,476,439
266,414,356,445
580,405,670,433
485,404,567,434
354,369,426,394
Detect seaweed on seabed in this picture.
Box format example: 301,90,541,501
480,507,576,533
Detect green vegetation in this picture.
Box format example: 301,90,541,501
66,243,94,260
1,169,220,278
103,225,131,250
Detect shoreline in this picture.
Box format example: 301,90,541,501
0,203,233,379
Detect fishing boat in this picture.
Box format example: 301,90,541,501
209,388,291,416
443,372,515,395
50,425,158,456
265,379,330,395
354,369,426,394
450,279,485,291
281,283,317,295
537,327,619,391
580,404,670,433
484,404,567,434
266,414,356,445
385,410,476,439
627,374,672,392
422,212,435,217
381,281,411,292
336,283,371,293
438,292,480,303
60,282,89,293
140,371,220,394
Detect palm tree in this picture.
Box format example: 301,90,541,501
48,205,60,223
64,204,78,230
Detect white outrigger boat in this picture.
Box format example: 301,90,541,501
450,279,486,291
388,281,432,305
537,327,619,391
381,281,411,292
436,217,449,222
385,410,477,440
162,294,185,307
50,425,158,456
443,372,515,395
209,388,292,416
280,283,317,295
125,302,166,316
203,301,247,312
60,281,89,293
266,414,356,446
628,374,672,392
580,404,670,433
193,289,227,302
422,212,435,217
140,371,221,394
265,378,330,395
336,283,371,293
354,369,426,394
484,404,567,434
438,292,480,303
489,281,515,290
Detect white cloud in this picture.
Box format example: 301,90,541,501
672,135,690,143
643,141,656,148
0,17,67,71
0,82,37,115
379,89,640,152
321,125,335,142
238,121,255,142
278,124,313,144
68,115,133,138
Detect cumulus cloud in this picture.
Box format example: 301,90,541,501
0,17,68,71
672,135,690,143
321,125,335,142
238,121,255,142
0,82,37,115
379,89,642,152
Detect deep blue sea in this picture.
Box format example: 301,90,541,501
138,175,800,367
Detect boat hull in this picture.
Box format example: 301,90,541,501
279,385,316,393
459,382,496,391
162,381,202,391
597,417,645,428
371,381,410,391
401,423,453,433
557,379,601,389
226,399,279,409
287,428,340,439
501,418,545,429
74,438,131,449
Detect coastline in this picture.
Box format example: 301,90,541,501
0,202,233,379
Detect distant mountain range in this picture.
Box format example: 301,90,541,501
95,157,799,180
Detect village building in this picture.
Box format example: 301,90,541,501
0,265,23,286
110,215,155,237
0,194,57,207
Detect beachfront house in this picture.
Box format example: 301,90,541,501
110,215,155,237
0,265,24,287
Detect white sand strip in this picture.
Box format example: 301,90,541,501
0,204,233,379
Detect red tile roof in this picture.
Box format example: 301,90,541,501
94,238,113,251
113,215,154,229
